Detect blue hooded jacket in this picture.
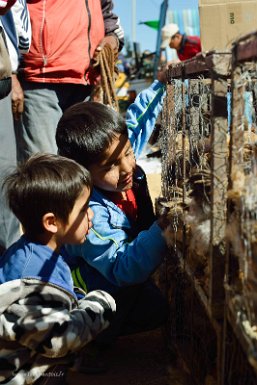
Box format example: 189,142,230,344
0,235,75,297
67,80,167,293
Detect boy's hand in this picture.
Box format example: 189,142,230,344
157,60,182,83
157,62,172,83
156,67,167,84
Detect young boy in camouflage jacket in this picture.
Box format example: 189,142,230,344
0,153,116,384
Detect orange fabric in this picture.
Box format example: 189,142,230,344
23,0,105,84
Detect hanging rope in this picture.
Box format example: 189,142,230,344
91,43,119,112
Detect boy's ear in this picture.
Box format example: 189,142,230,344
42,213,58,234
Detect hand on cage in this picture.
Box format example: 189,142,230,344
156,66,168,84
157,206,171,230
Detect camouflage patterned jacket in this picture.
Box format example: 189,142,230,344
0,278,116,384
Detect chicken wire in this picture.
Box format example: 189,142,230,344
160,53,229,315
158,46,257,384
158,53,231,385
225,31,257,377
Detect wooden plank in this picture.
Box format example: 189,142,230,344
167,62,184,80
184,54,209,78
209,78,228,319
234,35,257,63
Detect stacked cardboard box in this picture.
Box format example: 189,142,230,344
199,0,257,52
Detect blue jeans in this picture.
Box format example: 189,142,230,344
0,94,20,251
15,81,92,162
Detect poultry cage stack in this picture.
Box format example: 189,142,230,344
159,52,231,385
224,31,257,384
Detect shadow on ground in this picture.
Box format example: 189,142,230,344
67,328,170,385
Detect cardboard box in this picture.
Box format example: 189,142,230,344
199,1,257,52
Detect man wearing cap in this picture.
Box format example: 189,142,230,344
161,23,201,61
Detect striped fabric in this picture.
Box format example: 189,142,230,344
11,0,31,53
167,8,200,36
1,0,30,71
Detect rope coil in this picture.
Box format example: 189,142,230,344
91,43,119,112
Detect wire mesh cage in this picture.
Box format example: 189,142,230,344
159,52,231,319
224,31,257,379
158,52,231,384
158,35,257,385
164,252,222,385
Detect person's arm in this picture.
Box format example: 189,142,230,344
2,0,31,119
68,201,168,287
0,279,116,357
0,24,12,100
11,72,23,119
100,0,124,51
126,79,166,159
93,0,124,57
10,0,31,120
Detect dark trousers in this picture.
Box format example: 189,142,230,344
96,279,169,346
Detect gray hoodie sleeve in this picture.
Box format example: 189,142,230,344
101,0,124,51
0,279,116,358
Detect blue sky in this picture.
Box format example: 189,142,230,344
113,0,199,53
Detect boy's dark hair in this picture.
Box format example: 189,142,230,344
3,153,92,237
56,101,127,168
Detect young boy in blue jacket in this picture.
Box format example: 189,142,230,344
56,75,169,350
0,153,116,384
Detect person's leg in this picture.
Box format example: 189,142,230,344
77,286,141,374
0,94,20,252
120,279,169,335
95,285,142,346
15,82,63,162
95,280,168,346
15,82,93,162
77,281,168,374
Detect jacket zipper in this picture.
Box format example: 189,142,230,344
85,0,92,60
39,0,47,72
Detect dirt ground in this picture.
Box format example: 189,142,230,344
66,328,171,385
